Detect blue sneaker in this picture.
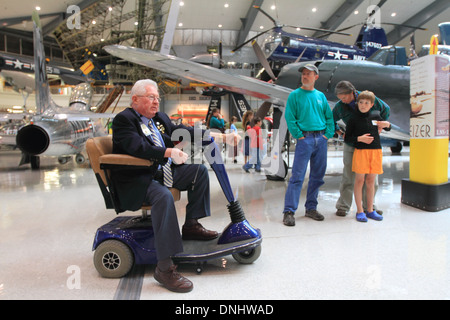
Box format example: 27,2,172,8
356,212,368,223
366,211,383,221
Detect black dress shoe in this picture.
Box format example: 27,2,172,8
182,222,218,241
154,265,193,293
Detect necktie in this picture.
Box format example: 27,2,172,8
148,119,173,188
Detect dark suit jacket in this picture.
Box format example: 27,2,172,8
111,108,197,212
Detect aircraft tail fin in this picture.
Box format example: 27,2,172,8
354,25,388,58
32,11,57,114
438,22,450,45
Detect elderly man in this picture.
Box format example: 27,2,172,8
112,79,218,293
333,80,391,217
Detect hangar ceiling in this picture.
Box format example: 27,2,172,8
0,0,449,73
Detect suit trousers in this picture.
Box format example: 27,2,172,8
145,163,210,261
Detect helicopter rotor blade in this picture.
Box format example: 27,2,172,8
380,22,427,31
284,25,351,36
253,5,279,27
231,27,276,52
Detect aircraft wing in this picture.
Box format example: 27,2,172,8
0,113,30,121
104,45,292,106
41,111,116,121
380,124,410,142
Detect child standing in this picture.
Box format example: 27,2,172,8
344,91,391,222
243,116,263,173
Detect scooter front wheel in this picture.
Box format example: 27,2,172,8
94,240,134,278
232,245,261,264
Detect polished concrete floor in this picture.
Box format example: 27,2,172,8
1,144,449,300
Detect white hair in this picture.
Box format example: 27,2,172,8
130,79,159,104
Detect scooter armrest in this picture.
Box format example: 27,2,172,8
99,154,153,167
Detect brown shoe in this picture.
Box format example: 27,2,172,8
182,222,218,241
154,265,193,293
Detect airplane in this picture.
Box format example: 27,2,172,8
0,52,87,86
5,11,113,170
104,42,412,180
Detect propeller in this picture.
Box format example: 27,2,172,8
252,40,277,82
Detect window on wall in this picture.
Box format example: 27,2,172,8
51,47,63,60
21,39,33,56
0,35,5,51
6,35,20,54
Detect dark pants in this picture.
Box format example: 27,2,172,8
145,164,210,261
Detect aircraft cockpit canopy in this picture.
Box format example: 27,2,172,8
69,83,93,111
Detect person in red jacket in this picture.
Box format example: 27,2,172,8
242,117,264,172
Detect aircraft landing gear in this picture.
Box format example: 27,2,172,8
75,153,86,164
58,156,71,165
30,155,40,170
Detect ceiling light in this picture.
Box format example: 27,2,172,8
224,4,229,8
312,8,317,13
391,12,397,17
35,6,41,11
271,5,276,10
92,20,96,25
180,1,184,6
178,23,183,27
260,26,264,30
218,24,223,28
354,10,359,15
108,7,113,11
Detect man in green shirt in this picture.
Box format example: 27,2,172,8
283,64,335,226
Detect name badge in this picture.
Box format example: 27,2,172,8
140,123,151,137
372,120,378,126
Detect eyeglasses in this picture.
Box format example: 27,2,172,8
136,95,161,103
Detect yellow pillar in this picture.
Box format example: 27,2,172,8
410,138,449,185
402,53,450,212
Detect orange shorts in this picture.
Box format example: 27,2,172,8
352,149,383,174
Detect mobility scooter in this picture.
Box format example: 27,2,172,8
86,136,262,278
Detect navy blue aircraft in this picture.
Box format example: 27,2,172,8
263,24,388,64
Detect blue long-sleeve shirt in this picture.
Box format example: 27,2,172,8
285,88,335,139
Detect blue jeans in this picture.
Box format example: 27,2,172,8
243,147,261,171
284,132,328,213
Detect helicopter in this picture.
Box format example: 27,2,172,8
232,5,427,76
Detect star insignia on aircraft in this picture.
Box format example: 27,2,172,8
13,59,24,69
327,50,349,60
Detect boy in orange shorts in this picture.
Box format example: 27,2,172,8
344,91,391,222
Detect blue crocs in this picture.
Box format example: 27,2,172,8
356,212,368,223
366,210,383,221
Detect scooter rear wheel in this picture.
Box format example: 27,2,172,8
94,240,134,278
232,245,261,264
